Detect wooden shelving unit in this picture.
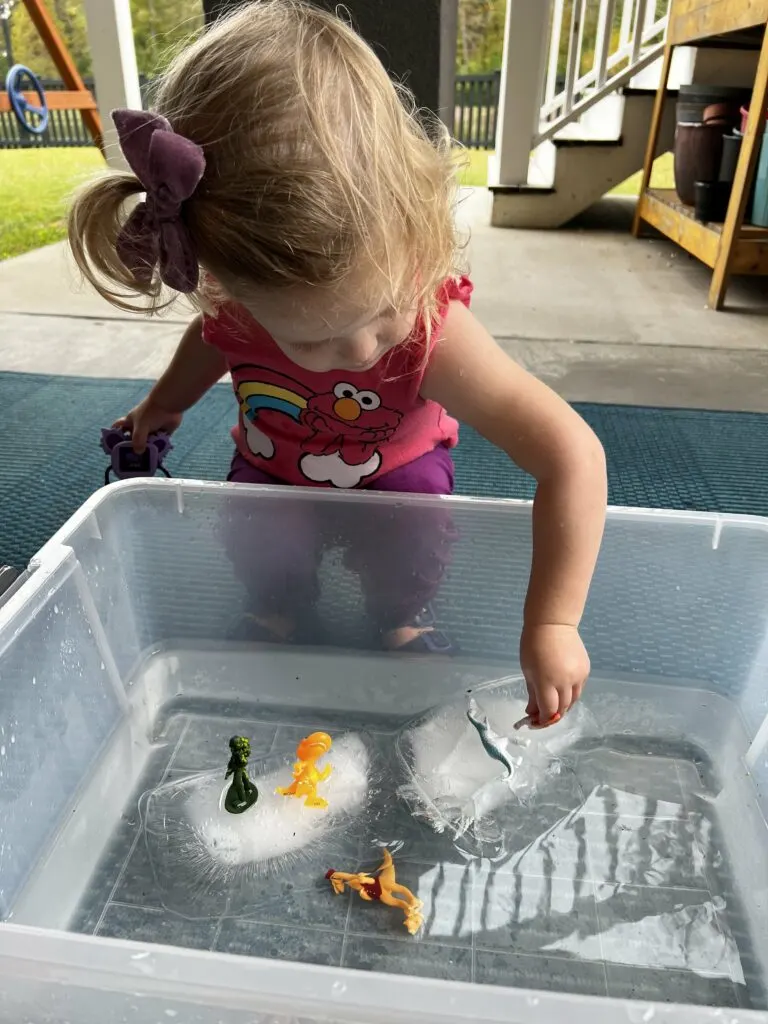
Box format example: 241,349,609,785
633,0,768,309
641,188,768,273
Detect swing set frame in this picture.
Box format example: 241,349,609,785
0,0,103,151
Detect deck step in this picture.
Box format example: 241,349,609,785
489,183,555,196
490,89,676,228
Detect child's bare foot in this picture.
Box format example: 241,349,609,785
383,625,434,650
255,614,296,639
230,612,296,643
382,605,458,654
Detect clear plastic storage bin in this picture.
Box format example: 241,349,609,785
0,479,767,1024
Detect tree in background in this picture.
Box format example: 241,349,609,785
456,0,669,79
5,0,668,85
457,0,505,74
7,0,203,80
554,1,668,85
5,0,91,76
130,0,203,78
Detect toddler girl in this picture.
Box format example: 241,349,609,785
68,0,606,726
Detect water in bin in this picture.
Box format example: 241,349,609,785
115,671,756,1004
135,678,588,919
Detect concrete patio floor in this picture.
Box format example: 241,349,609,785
2,188,768,410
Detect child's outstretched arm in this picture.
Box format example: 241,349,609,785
115,316,227,453
421,301,607,723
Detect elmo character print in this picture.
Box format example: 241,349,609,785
300,382,402,487
235,369,402,488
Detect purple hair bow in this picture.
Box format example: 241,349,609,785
113,109,206,293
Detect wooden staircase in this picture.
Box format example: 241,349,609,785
491,87,677,228
490,0,681,228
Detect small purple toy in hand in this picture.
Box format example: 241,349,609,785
101,427,173,486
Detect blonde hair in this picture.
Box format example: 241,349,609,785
68,0,459,324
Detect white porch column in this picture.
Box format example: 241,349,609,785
81,0,142,170
489,0,550,186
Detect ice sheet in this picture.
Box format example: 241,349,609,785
396,677,598,842
187,733,369,866
139,731,376,918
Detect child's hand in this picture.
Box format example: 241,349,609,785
520,623,590,726
113,396,183,454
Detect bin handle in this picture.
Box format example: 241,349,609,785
0,565,21,609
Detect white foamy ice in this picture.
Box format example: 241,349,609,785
400,691,591,831
187,732,369,867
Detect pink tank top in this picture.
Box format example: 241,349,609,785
203,276,472,489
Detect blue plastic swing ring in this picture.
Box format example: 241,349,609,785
5,64,49,135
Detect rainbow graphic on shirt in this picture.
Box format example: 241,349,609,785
236,379,309,422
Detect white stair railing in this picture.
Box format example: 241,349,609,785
536,0,671,146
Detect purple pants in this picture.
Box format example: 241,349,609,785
225,445,457,630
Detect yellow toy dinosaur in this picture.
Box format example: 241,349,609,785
276,731,333,809
326,849,424,935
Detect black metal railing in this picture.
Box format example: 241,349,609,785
1,78,91,149
1,72,499,150
454,71,500,149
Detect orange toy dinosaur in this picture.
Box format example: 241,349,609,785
326,849,423,935
276,731,333,809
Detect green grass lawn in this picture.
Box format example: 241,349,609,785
0,144,674,262
457,148,491,188
0,148,104,261
612,151,675,195
457,147,675,193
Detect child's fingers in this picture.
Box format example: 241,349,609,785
111,413,148,451
560,686,576,716
131,422,149,454
516,710,562,730
534,686,560,726
531,712,561,730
